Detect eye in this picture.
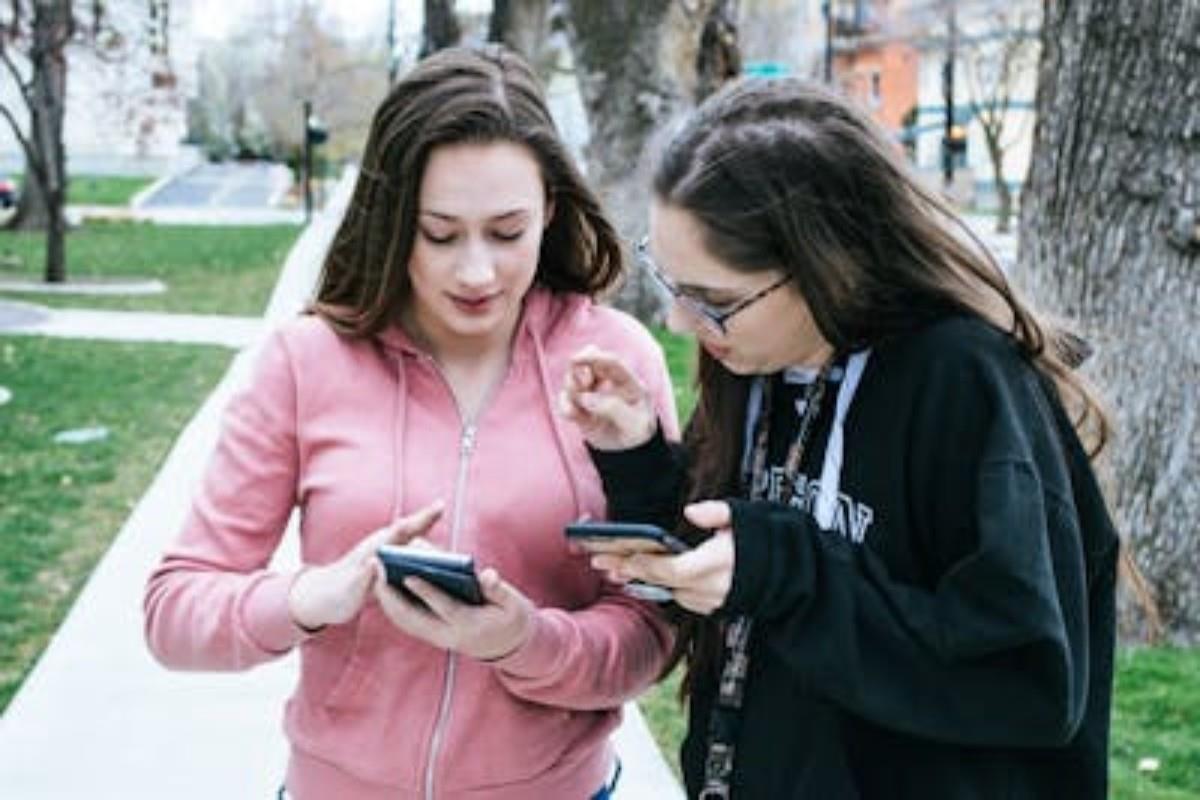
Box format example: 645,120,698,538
684,288,738,311
420,228,456,245
491,228,526,242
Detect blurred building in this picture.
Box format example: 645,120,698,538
750,0,1039,211
0,0,200,177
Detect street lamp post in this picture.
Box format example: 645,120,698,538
942,2,958,188
387,0,398,85
302,100,328,224
823,0,833,84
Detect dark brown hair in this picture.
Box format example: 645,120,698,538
311,45,623,336
654,77,1112,694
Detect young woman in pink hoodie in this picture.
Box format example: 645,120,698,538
144,45,678,800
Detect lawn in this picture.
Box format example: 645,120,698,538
69,175,155,206
0,223,299,315
0,336,231,712
637,329,1200,797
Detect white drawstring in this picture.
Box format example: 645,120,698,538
814,350,870,529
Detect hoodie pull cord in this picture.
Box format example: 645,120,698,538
530,332,586,516
814,350,870,529
816,352,873,527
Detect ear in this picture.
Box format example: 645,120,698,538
544,193,555,229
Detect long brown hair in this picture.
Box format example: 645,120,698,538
654,77,1112,694
311,45,623,336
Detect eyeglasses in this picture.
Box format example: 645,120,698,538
636,238,790,336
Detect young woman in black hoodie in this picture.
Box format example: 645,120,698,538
561,77,1119,799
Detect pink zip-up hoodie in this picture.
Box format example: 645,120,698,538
144,288,679,799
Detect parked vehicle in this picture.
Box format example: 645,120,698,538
0,175,17,208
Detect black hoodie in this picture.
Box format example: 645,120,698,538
592,316,1119,799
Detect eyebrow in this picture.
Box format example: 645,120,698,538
419,209,530,222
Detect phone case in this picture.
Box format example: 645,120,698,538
564,521,690,553
377,545,485,605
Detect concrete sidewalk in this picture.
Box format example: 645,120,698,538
0,172,684,799
0,303,263,348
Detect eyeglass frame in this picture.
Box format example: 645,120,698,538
635,237,791,335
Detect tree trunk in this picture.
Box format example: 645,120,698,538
995,177,1012,235
1017,0,1200,641
490,0,555,79
563,0,705,321
981,129,1012,234
695,0,741,103
421,0,461,57
7,0,72,285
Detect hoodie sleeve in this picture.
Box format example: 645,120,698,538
143,328,307,670
722,346,1098,748
488,332,680,708
489,586,674,709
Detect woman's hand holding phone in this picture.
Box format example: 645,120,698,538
587,501,735,615
560,345,657,451
288,501,444,631
373,560,535,661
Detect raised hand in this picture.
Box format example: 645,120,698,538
559,345,658,451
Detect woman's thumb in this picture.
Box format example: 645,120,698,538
683,500,733,532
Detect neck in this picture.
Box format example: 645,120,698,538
401,303,522,370
400,304,522,421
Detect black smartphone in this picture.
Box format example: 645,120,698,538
565,521,689,603
377,545,485,606
564,521,690,554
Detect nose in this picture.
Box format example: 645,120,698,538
665,304,689,335
456,238,496,287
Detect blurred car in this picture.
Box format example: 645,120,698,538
0,175,16,208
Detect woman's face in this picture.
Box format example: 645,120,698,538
405,140,549,357
648,201,833,375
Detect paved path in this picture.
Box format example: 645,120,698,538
139,162,291,209
0,303,263,347
0,171,685,799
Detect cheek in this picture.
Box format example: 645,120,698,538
503,236,543,282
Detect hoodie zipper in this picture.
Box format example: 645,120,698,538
420,356,502,800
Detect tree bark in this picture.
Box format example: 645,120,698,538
695,0,741,103
1018,0,1200,641
563,0,705,321
489,0,555,79
6,1,72,282
980,127,1012,233
421,0,461,57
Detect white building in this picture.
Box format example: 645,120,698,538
907,0,1040,209
0,0,200,177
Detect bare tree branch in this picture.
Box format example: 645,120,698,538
0,98,40,172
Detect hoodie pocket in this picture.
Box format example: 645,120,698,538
320,604,386,712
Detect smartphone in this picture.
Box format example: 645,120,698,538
564,521,690,554
377,545,485,606
565,521,689,603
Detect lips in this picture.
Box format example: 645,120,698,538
449,292,498,314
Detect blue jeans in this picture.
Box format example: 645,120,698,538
278,760,621,799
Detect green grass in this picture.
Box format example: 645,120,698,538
0,336,231,712
654,326,698,422
0,223,299,315
69,175,155,206
637,327,1200,797
2,174,153,206
1111,647,1200,798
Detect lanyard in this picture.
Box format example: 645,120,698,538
699,365,831,799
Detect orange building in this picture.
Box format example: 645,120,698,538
829,0,920,134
